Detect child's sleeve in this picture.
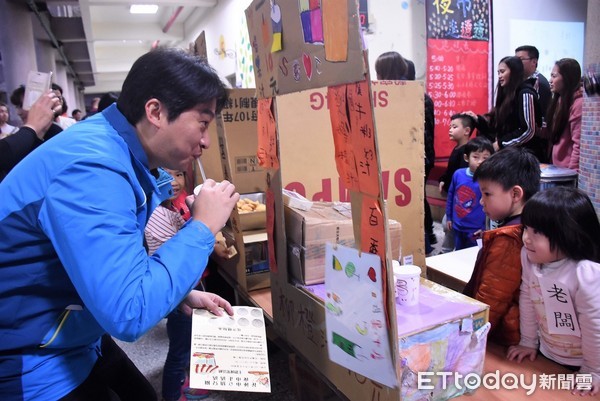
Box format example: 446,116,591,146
518,248,539,349
575,261,600,380
446,171,457,220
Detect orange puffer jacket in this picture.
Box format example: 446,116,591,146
463,224,523,346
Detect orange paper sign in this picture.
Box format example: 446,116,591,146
257,97,279,169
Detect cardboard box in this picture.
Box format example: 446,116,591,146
303,279,490,400
285,202,402,285
197,89,269,292
278,82,425,268
237,192,267,231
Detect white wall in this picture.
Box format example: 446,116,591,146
183,0,252,85
492,0,587,82
364,0,427,80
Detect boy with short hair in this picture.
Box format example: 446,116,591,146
445,136,494,250
438,113,476,193
438,113,476,253
463,147,541,346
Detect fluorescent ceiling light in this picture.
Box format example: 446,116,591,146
130,4,158,14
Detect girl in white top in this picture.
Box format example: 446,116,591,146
507,187,600,396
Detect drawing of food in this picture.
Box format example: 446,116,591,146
248,371,270,386
193,352,219,374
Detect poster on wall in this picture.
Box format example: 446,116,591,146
245,0,366,99
426,0,492,159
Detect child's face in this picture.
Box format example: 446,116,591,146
522,226,564,264
164,168,186,200
477,179,517,222
449,119,470,142
465,150,491,174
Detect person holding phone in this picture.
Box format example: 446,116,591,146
0,88,63,180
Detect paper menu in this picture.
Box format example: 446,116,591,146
189,306,271,393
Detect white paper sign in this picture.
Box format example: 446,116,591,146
538,276,581,337
189,306,271,393
324,243,397,388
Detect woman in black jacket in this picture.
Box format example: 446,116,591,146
467,56,548,162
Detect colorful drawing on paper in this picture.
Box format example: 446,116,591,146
237,14,255,88
427,0,490,41
270,2,283,52
192,352,219,374
398,322,490,401
324,243,397,388
245,0,364,98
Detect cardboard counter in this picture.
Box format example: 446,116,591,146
305,279,489,400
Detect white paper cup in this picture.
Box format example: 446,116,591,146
393,263,421,306
193,184,203,196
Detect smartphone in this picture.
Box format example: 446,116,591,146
23,71,52,110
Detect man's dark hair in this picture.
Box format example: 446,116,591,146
98,92,118,112
9,86,25,108
464,136,494,157
450,113,476,132
117,48,228,125
474,147,540,201
515,45,540,60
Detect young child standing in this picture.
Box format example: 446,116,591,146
438,113,476,193
438,113,476,253
463,147,541,345
445,137,493,250
145,168,228,401
507,187,600,396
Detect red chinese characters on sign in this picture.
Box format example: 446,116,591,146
427,39,490,158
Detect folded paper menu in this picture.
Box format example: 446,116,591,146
189,306,271,393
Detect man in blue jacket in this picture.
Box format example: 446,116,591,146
0,48,238,401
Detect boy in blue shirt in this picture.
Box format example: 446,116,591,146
445,137,494,250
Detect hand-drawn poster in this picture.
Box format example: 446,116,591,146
189,306,271,393
426,0,492,159
245,0,366,99
324,243,397,388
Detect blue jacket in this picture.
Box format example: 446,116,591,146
0,104,215,400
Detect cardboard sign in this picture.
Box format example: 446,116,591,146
194,31,208,59
244,0,366,99
277,82,425,267
324,243,397,388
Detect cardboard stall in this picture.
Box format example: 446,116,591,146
243,1,490,400
199,88,270,291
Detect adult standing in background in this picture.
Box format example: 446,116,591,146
0,102,18,138
375,51,437,252
51,83,77,130
546,58,583,171
515,45,551,121
72,109,83,121
467,56,547,162
0,48,237,401
0,90,62,180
